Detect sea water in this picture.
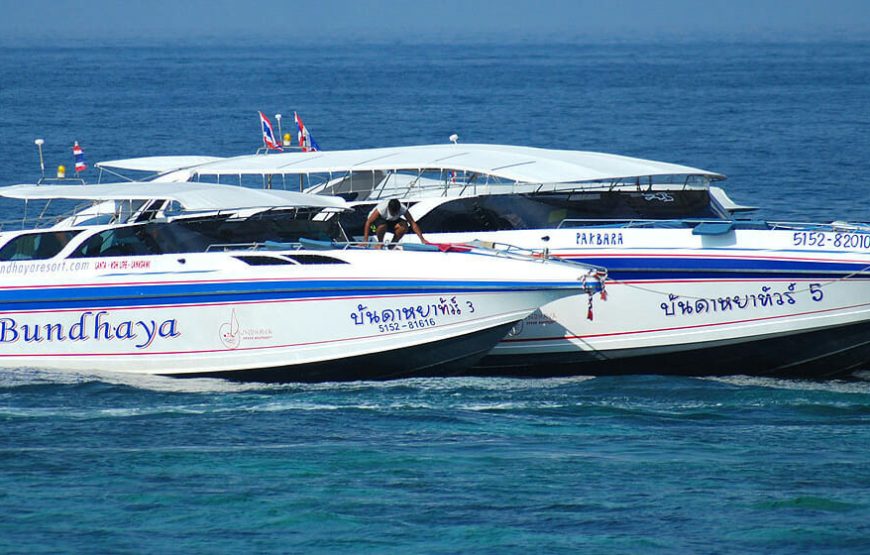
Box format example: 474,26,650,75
0,40,869,553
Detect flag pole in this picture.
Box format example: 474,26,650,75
260,114,265,149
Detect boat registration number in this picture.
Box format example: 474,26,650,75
792,231,870,250
379,318,436,333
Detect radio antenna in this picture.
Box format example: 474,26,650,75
34,138,45,179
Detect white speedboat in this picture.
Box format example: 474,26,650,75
97,144,870,378
0,181,604,382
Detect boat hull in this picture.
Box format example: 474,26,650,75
177,321,517,382
0,250,596,381
424,227,870,378
478,319,870,379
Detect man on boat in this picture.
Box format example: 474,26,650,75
363,198,426,246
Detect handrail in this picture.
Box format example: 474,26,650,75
555,218,870,232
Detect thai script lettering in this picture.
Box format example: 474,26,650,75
0,310,180,349
658,283,826,317
350,296,474,333
575,232,624,247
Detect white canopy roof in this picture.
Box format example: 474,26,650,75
98,144,724,184
0,182,348,211
96,156,224,173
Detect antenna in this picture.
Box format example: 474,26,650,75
34,138,45,178
449,133,459,144
275,113,283,144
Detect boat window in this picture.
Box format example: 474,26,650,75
177,209,345,245
233,254,348,265
318,171,384,198
69,226,163,257
234,255,296,266
285,254,348,265
415,190,723,232
66,212,349,259
413,198,520,233
0,230,82,261
68,221,213,258
132,199,168,223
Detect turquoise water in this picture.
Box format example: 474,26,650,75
2,373,870,553
1,40,869,552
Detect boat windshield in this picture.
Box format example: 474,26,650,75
68,209,346,258
339,190,727,236
426,190,726,231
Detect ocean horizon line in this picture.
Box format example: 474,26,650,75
3,31,870,50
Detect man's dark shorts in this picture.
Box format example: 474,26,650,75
375,217,406,228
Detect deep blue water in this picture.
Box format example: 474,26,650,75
1,40,870,553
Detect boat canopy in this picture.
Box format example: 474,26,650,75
97,144,725,184
0,182,348,211
96,156,225,173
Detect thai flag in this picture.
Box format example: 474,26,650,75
72,141,87,173
294,112,320,152
258,111,283,151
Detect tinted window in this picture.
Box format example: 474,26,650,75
285,254,348,265
235,254,348,265
416,190,723,233
69,221,215,258
0,230,82,261
234,255,295,266
178,210,344,245
70,226,163,258
68,212,347,259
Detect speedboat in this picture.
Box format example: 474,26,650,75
96,144,870,378
0,180,604,382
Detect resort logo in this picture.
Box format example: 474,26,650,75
0,311,180,349
218,309,273,349
219,310,241,349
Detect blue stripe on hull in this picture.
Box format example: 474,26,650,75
605,270,869,280
0,279,585,312
564,256,870,281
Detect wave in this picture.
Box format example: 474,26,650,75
2,368,868,422
0,368,290,394
705,375,870,395
0,369,597,394
753,496,865,513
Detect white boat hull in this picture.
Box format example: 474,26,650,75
422,227,870,377
483,279,870,377
0,249,598,381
